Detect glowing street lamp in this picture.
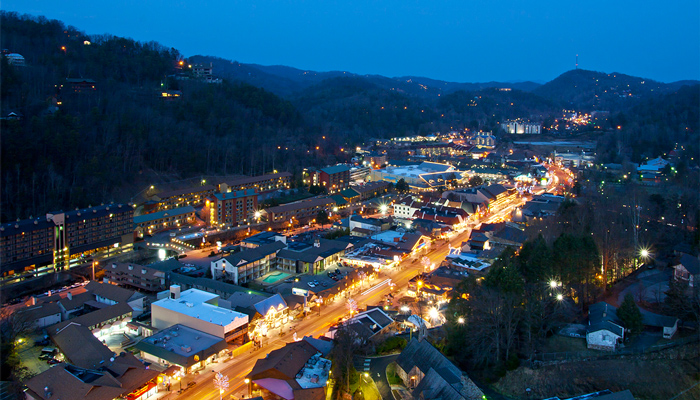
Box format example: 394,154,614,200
457,317,465,324
556,294,564,301
244,378,251,397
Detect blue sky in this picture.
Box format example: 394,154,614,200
4,0,699,83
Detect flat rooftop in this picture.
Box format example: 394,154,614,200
153,289,248,329
136,324,225,363
296,354,331,389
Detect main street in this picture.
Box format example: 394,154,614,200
161,186,534,399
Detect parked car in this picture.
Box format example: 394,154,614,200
327,272,335,278
307,282,316,288
284,278,294,283
313,280,320,286
335,269,341,275
187,382,196,388
47,358,60,365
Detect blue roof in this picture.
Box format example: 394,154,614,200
253,293,287,316
133,206,195,224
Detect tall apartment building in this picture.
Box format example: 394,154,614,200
313,165,350,193
208,189,258,228
0,204,133,285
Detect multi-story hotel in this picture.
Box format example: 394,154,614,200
207,189,258,228
312,165,350,193
0,204,133,286
133,206,196,238
263,197,336,224
218,172,292,193
153,184,215,211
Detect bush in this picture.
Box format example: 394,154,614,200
506,353,520,370
377,337,407,354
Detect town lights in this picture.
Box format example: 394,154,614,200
429,307,439,320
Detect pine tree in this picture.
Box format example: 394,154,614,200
618,293,644,336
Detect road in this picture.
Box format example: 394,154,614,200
174,221,481,399
151,180,553,399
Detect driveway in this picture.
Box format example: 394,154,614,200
616,269,671,306
354,354,399,400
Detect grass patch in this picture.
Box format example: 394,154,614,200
386,363,403,386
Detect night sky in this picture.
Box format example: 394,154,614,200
4,0,699,83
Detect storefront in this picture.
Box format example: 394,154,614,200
126,380,158,400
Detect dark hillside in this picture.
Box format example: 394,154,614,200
292,76,438,139
532,69,685,110
0,12,308,222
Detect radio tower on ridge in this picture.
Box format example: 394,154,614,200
576,54,579,70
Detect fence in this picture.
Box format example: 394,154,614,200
230,341,253,358
528,335,699,365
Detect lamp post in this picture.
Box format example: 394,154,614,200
244,378,251,398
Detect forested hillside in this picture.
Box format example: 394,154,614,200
1,11,697,223
0,12,317,222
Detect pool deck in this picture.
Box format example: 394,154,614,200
260,271,291,285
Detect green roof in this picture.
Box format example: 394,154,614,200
321,165,351,175
340,188,360,199
329,194,348,205
133,206,195,224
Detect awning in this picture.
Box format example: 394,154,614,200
162,365,181,377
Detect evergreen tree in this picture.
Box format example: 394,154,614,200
618,293,644,335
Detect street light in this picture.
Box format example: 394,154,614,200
457,317,465,324
556,294,564,301
245,378,251,397
640,248,650,259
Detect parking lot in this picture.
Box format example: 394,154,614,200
265,263,355,296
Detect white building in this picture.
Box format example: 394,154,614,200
152,286,249,343
392,196,425,220
501,121,542,134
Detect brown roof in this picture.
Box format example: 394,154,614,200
293,387,326,400
50,302,133,332
225,172,292,187
20,302,62,321
51,323,115,369
85,281,142,303
155,184,215,200
24,353,157,400
58,291,93,311
250,341,319,381
266,197,335,214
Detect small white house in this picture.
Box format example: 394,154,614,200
586,302,624,351
586,322,624,351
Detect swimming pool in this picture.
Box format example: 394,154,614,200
262,271,291,283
